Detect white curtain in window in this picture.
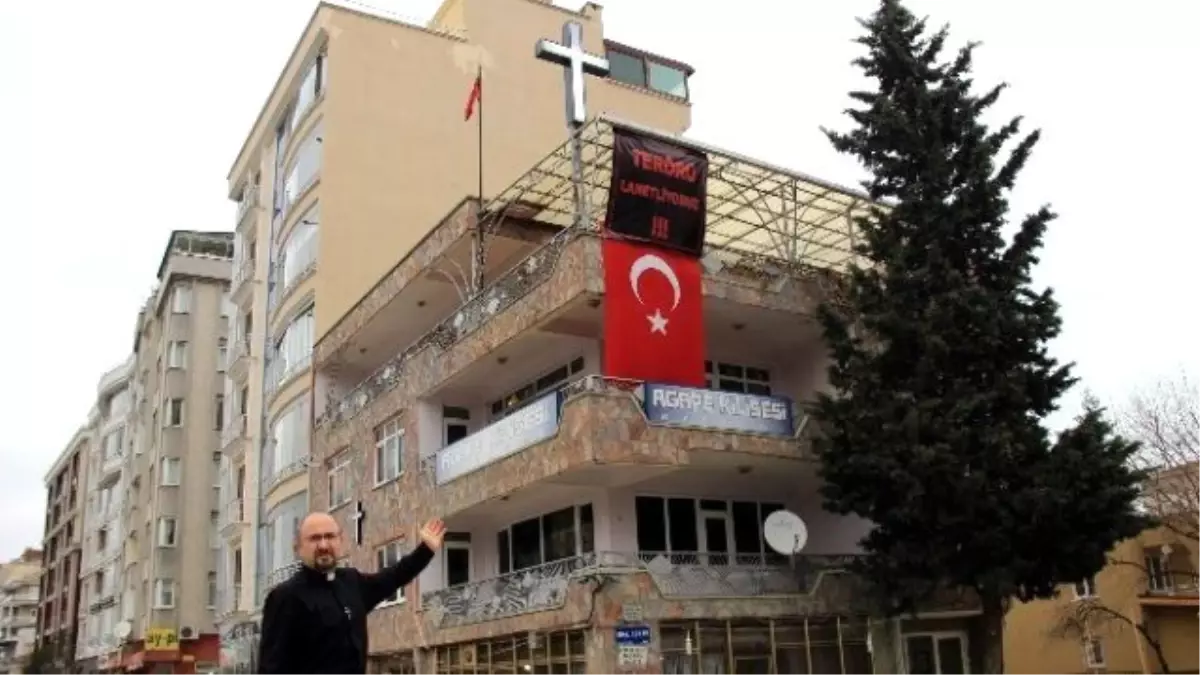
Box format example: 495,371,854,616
275,309,314,382
282,125,323,211
290,60,320,129
267,493,308,572
270,397,311,479
279,208,320,289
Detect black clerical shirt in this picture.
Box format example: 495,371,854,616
258,543,434,674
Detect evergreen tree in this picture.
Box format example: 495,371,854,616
815,1,1149,671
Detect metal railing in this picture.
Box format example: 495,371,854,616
318,227,580,428
421,550,862,628
219,498,245,531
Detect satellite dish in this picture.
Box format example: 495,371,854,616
114,621,132,640
764,510,808,555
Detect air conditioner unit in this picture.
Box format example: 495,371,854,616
179,625,197,641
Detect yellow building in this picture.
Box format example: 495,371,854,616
1006,511,1198,673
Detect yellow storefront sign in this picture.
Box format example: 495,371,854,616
145,627,179,651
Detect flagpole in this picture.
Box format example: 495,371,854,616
472,64,485,294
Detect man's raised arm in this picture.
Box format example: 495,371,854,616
357,519,445,610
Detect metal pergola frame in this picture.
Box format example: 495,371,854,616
470,114,877,290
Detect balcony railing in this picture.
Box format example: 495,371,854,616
259,563,300,605
221,413,248,451
319,227,579,428
265,353,312,400
225,337,251,372
232,257,256,290
421,551,861,628
99,450,124,476
219,498,245,531
236,186,258,226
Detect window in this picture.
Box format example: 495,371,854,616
271,307,315,386
156,517,177,547
171,285,191,314
1083,637,1105,668
374,418,404,486
167,398,185,427
214,394,225,431
497,504,593,574
1145,548,1173,592
290,52,326,130
443,407,469,447
327,454,353,509
206,572,217,608
490,357,585,420
160,457,181,486
282,125,323,212
375,541,407,605
904,632,967,675
604,43,690,100
1073,576,1097,599
218,338,228,372
278,206,320,290
444,533,471,587
634,497,787,565
705,361,771,395
166,341,188,369
153,579,175,609
264,397,311,486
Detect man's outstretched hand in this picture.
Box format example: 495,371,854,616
419,518,446,551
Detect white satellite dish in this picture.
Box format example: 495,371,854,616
764,509,808,555
114,621,132,640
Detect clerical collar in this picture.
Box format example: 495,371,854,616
325,571,335,582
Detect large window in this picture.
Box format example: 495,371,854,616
904,632,967,675
278,206,320,291
375,541,407,605
282,124,323,212
489,357,584,420
271,307,314,388
327,452,353,509
605,43,690,100
263,493,308,577
705,361,771,395
159,458,181,486
264,397,311,487
498,504,593,574
289,52,326,130
374,418,404,486
153,579,175,609
634,496,787,564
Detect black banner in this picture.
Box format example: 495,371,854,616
604,127,709,257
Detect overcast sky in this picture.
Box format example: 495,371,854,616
1,0,1196,561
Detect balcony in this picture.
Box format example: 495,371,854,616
219,498,246,535
216,583,244,620
225,336,254,384
236,185,258,231
220,413,248,455
230,256,257,306
99,450,123,477
421,551,862,630
421,376,811,519
259,563,300,605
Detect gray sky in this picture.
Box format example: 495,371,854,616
1,0,1196,561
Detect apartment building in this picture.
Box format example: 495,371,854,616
36,426,88,671
217,0,696,668
109,230,233,674
221,1,986,673
74,356,135,673
1006,465,1199,674
0,554,42,675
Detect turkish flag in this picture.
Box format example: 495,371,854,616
602,237,706,387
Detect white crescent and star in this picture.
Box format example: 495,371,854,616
628,253,682,335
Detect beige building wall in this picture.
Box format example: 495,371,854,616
221,2,692,637
36,422,89,669
121,232,233,645
1005,524,1199,674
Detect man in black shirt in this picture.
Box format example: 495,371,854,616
258,511,445,674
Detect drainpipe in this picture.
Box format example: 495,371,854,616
251,191,281,625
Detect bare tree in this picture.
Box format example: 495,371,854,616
1054,374,1198,674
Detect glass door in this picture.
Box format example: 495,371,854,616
700,509,731,566
904,632,967,674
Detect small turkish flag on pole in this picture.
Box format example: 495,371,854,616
602,237,707,386
464,70,482,122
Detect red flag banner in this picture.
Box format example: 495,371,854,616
602,236,707,387
464,74,482,121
